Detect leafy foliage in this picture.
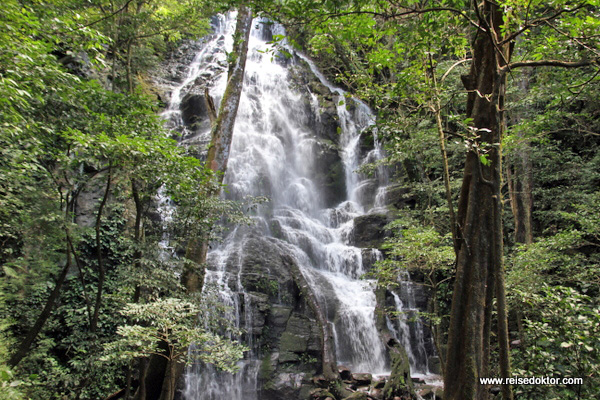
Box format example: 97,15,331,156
104,297,246,371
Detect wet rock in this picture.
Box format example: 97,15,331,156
361,248,380,273
311,375,328,388
280,330,308,354
338,365,352,380
370,387,383,399
351,213,391,248
238,236,296,303
268,306,292,328
180,93,211,132
353,178,378,208
312,139,346,207
278,312,321,365
351,373,373,386
262,370,309,400
427,356,442,375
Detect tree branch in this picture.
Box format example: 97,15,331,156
498,3,588,46
503,59,597,71
81,0,136,28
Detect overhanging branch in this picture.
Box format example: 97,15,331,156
503,59,597,71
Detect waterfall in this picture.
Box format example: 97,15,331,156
159,13,435,399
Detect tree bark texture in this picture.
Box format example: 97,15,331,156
444,2,513,399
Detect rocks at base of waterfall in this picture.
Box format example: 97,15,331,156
338,365,352,380
309,388,337,400
427,356,442,375
351,373,373,386
341,392,368,400
351,213,391,249
417,385,444,400
259,357,315,400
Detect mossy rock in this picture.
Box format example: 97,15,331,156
342,392,368,400
310,388,336,399
382,346,416,399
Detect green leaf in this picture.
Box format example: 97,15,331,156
479,154,490,166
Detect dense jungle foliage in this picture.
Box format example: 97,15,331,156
1,1,599,399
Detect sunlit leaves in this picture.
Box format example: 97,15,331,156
104,297,246,371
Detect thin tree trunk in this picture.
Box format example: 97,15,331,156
428,54,459,254
67,230,93,326
91,165,112,333
204,6,253,177
507,69,534,245
182,5,253,292
494,21,515,400
9,226,73,366
129,179,146,398
126,39,134,94
507,145,533,245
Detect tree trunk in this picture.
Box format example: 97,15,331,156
158,359,177,400
91,165,112,333
9,228,73,366
444,2,513,399
506,68,533,245
507,143,533,245
428,54,459,254
182,5,253,292
204,6,253,178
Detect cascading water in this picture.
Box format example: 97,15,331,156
159,13,436,399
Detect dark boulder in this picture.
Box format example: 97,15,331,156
351,213,391,249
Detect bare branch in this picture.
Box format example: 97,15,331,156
441,58,471,82
80,0,136,28
503,59,597,71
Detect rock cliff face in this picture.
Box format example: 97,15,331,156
154,16,436,400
